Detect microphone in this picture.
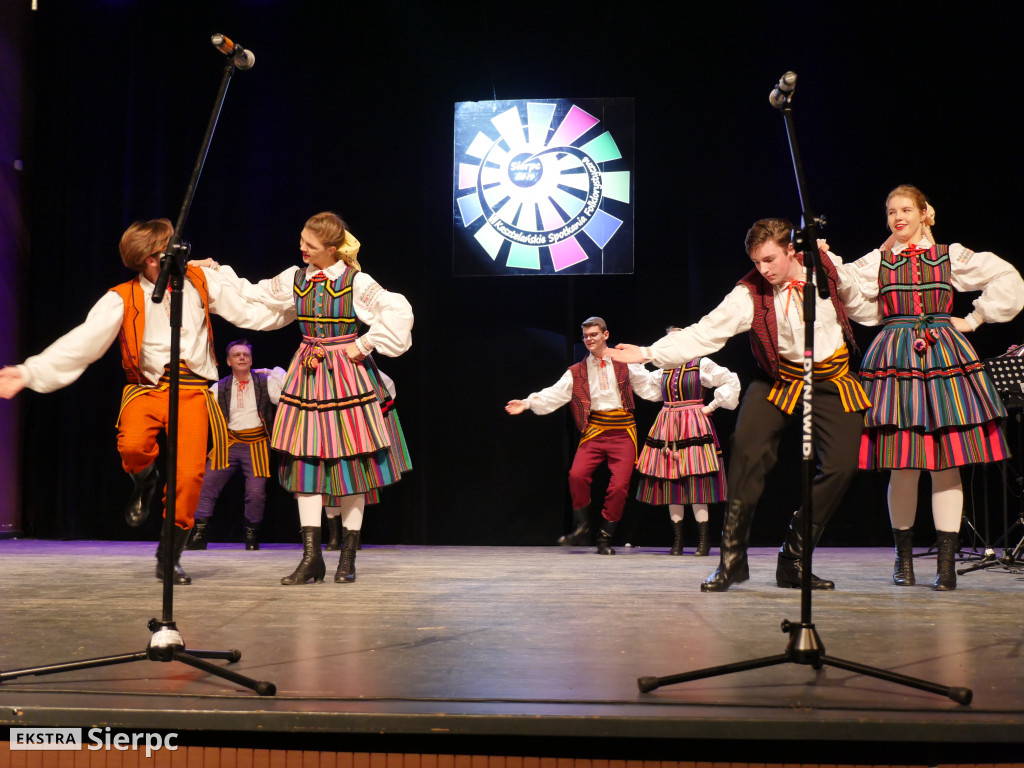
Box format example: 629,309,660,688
211,33,255,70
769,71,797,108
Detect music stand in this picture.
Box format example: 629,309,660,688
636,71,971,705
0,37,275,696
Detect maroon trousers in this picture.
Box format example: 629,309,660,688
567,429,636,522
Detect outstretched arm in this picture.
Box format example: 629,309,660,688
609,286,753,370
605,344,649,365
0,367,25,399
507,369,573,416
203,264,297,331
505,399,530,415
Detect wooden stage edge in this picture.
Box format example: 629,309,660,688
1,540,1022,763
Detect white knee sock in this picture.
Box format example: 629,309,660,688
296,494,323,528
887,470,920,530
930,468,963,533
336,494,366,532
668,504,685,523
692,503,709,523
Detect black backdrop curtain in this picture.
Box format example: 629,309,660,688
11,0,1023,547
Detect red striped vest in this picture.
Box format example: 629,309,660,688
736,254,856,380
568,358,636,433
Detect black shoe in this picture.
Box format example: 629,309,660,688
701,553,749,592
126,464,160,527
694,520,711,557
700,499,753,592
155,526,192,585
325,516,341,551
775,517,835,590
244,523,260,551
669,519,684,556
892,527,916,586
281,527,326,585
595,520,617,555
933,530,958,591
558,506,593,546
186,521,209,550
334,528,359,583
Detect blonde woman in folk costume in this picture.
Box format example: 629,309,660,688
634,331,740,556
841,185,1024,590
209,212,413,585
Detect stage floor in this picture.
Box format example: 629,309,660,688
1,539,1022,759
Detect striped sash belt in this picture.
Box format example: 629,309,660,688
222,425,271,478
884,313,951,355
115,362,230,469
297,332,356,372
580,408,638,457
769,343,871,414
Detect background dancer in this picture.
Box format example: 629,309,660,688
506,316,661,555
188,339,285,552
634,336,740,556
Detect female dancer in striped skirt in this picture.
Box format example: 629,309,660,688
220,212,413,584
843,186,1024,590
634,347,740,556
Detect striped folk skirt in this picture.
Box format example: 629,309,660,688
635,401,727,505
272,334,412,504
859,318,1008,470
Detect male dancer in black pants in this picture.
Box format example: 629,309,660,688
608,219,873,591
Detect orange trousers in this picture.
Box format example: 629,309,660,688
117,387,209,529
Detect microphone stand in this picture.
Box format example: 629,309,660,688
636,73,971,705
1,44,275,696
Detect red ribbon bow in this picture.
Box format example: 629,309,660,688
784,280,805,316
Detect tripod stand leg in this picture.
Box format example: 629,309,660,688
186,648,242,662
822,655,972,704
0,652,149,682
638,654,790,692
173,650,276,695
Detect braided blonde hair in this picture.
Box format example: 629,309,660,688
304,211,362,271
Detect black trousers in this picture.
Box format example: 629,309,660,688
727,378,863,531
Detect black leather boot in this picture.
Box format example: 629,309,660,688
669,520,684,556
701,499,752,592
595,519,617,555
892,527,916,586
325,516,341,551
281,527,326,585
694,520,711,557
244,523,260,551
125,463,160,527
776,517,835,589
335,528,359,583
186,520,209,550
155,526,192,585
558,506,593,546
933,530,958,591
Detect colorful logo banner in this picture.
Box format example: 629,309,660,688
453,98,634,275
